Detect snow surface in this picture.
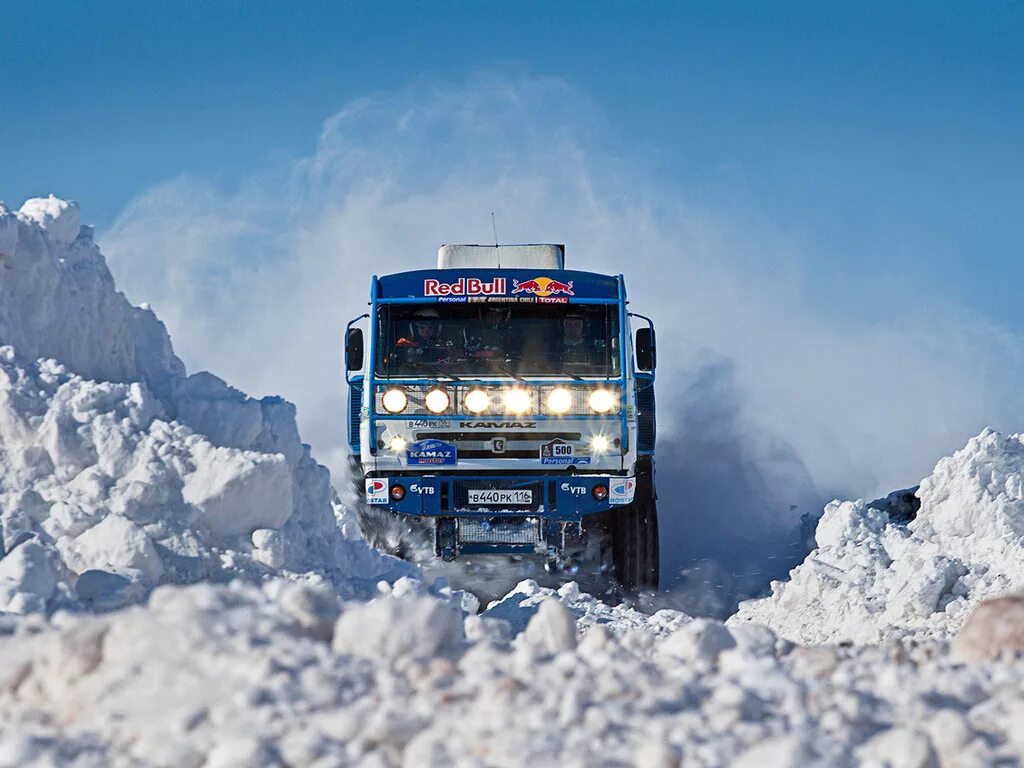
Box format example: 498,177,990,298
0,199,411,614
733,428,1024,644
6,196,1024,766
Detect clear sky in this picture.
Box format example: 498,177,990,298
3,2,1023,329
3,2,1024,501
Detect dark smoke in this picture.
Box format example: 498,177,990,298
648,356,824,617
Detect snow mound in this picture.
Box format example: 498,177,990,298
1,578,1021,767
0,350,406,612
0,197,411,614
732,429,1024,644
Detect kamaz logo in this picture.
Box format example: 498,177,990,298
463,421,537,428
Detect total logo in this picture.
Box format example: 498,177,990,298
511,276,574,297
365,479,389,505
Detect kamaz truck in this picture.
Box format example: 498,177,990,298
344,244,659,591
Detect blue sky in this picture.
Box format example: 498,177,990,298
4,2,1024,499
3,2,1022,329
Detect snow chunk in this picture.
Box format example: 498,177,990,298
659,618,736,662
0,538,58,613
953,593,1024,662
18,195,81,244
523,598,577,653
332,593,464,662
66,515,164,584
183,444,292,537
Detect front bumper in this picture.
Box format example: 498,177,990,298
364,473,638,558
365,473,636,519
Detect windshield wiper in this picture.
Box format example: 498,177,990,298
485,358,526,382
407,361,467,382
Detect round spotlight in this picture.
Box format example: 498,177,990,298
390,484,406,501
546,387,573,415
590,435,611,454
592,484,608,501
464,388,491,414
382,387,408,414
503,388,533,415
388,435,407,452
588,388,617,414
424,388,450,414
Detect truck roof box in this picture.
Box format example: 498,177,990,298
437,244,565,270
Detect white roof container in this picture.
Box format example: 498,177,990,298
437,244,565,270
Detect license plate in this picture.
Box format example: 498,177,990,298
467,489,533,506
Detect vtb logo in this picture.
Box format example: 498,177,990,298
511,276,575,297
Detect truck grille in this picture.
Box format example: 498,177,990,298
458,517,542,546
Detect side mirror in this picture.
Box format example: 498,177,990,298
346,328,364,372
635,327,656,371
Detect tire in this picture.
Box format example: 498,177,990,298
609,481,660,593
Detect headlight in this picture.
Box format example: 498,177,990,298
464,388,491,414
424,388,450,414
546,387,573,415
590,435,611,454
388,435,408,452
503,388,533,415
588,388,617,414
382,387,408,413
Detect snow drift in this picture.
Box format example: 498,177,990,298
3,577,1023,768
8,194,1024,766
0,197,409,614
733,428,1024,644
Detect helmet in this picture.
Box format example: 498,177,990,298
410,307,441,339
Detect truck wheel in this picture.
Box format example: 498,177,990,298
610,496,660,593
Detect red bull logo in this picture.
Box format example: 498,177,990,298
424,277,506,297
511,277,575,297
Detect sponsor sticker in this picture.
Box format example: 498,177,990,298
406,439,457,466
609,477,637,505
366,478,389,505
510,277,575,298
540,438,591,466
424,277,506,297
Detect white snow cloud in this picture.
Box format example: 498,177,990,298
100,71,1024,590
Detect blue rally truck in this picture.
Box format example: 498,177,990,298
344,244,659,591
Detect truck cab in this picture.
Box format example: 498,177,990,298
345,244,659,591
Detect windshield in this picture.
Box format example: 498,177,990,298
376,303,620,377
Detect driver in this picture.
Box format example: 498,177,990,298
559,311,606,367
395,307,454,364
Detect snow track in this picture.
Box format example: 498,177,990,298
4,197,1024,766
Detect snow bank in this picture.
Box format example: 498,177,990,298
732,429,1024,644
2,578,1021,767
0,197,411,614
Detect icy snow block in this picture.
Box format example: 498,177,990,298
333,594,464,662
182,443,292,538
523,598,577,653
659,618,736,662
18,195,82,245
953,593,1024,662
437,243,564,270
67,515,164,584
75,569,145,611
0,538,58,613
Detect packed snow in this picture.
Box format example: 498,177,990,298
5,195,1024,766
732,428,1024,645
